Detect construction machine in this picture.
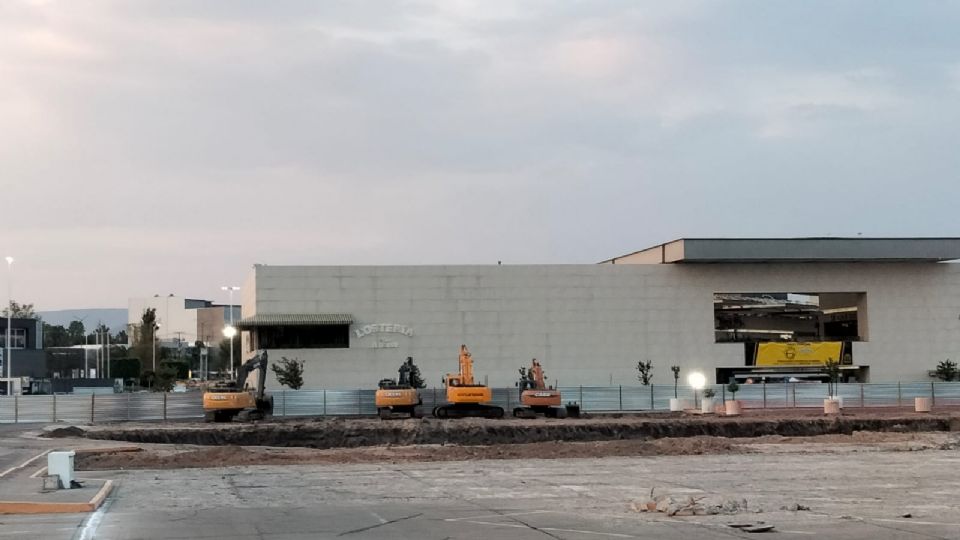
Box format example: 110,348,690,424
202,350,273,422
375,357,424,419
433,345,504,419
513,358,569,418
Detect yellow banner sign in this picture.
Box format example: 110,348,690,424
756,342,843,367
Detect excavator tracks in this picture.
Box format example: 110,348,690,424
432,404,505,419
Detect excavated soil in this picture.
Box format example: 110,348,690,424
80,411,960,449
74,437,748,470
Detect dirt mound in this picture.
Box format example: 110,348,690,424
85,414,957,450
45,425,87,438
75,436,748,470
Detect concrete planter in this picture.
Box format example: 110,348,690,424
700,397,715,414
824,398,841,414
914,397,932,412
669,398,686,412
724,400,742,416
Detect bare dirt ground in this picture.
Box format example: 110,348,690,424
73,429,960,471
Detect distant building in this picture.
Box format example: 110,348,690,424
127,295,240,348
0,317,46,384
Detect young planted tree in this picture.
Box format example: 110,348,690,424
934,359,958,382
726,381,740,402
824,359,842,398
636,360,653,386
670,365,681,398
407,360,426,389
154,364,179,392
271,356,305,390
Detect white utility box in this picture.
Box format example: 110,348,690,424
48,451,76,489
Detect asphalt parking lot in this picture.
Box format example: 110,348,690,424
5,439,958,540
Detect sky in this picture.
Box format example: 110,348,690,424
2,1,960,310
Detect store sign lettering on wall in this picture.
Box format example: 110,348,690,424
354,323,414,348
354,323,415,339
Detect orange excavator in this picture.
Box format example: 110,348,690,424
513,358,570,418
433,345,504,419
374,357,424,419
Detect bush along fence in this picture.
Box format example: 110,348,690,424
1,382,959,424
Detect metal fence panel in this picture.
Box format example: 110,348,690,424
166,393,204,420
3,382,960,423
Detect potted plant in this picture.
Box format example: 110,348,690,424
725,382,741,416
669,366,683,411
823,359,841,414
701,388,716,414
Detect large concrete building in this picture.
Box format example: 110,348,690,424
237,238,960,390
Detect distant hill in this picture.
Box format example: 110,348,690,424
38,309,127,331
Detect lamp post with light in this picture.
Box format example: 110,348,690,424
4,256,13,385
687,371,706,410
221,286,240,378
152,322,161,373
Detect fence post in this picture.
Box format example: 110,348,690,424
52,394,57,423
357,389,362,415
126,392,131,421
792,384,796,408
650,384,655,410
859,383,865,409
762,380,767,409
91,393,96,424
163,392,167,421
785,384,789,407
14,394,18,424
619,385,623,411
506,390,511,412
931,382,936,407
323,389,327,416
897,381,902,408
721,384,726,403
579,385,583,407
282,390,286,417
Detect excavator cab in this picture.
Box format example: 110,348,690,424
514,358,568,418
203,350,273,422
374,357,423,419
433,345,503,419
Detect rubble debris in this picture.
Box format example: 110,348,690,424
781,503,811,511
633,495,750,516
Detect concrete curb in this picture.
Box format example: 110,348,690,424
0,479,113,515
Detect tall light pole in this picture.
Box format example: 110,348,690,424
221,286,239,379
152,322,161,373
5,256,13,384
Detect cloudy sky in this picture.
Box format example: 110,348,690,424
3,1,960,309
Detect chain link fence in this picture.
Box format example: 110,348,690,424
2,382,959,424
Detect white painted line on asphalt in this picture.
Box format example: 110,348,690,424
77,501,107,540
0,450,51,478
0,531,29,536
369,510,388,524
29,466,47,478
444,509,555,522
779,531,817,535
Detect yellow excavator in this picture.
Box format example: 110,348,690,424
202,350,273,422
433,345,504,419
374,357,424,419
513,358,570,418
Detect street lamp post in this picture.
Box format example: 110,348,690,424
688,371,706,410
221,286,239,378
5,256,13,385
152,322,161,373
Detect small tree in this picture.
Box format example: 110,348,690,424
670,365,680,398
726,381,740,402
2,300,37,318
824,359,841,398
271,356,305,390
934,359,958,382
636,360,653,386
408,361,426,389
154,364,178,392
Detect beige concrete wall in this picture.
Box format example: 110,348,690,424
249,263,960,390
